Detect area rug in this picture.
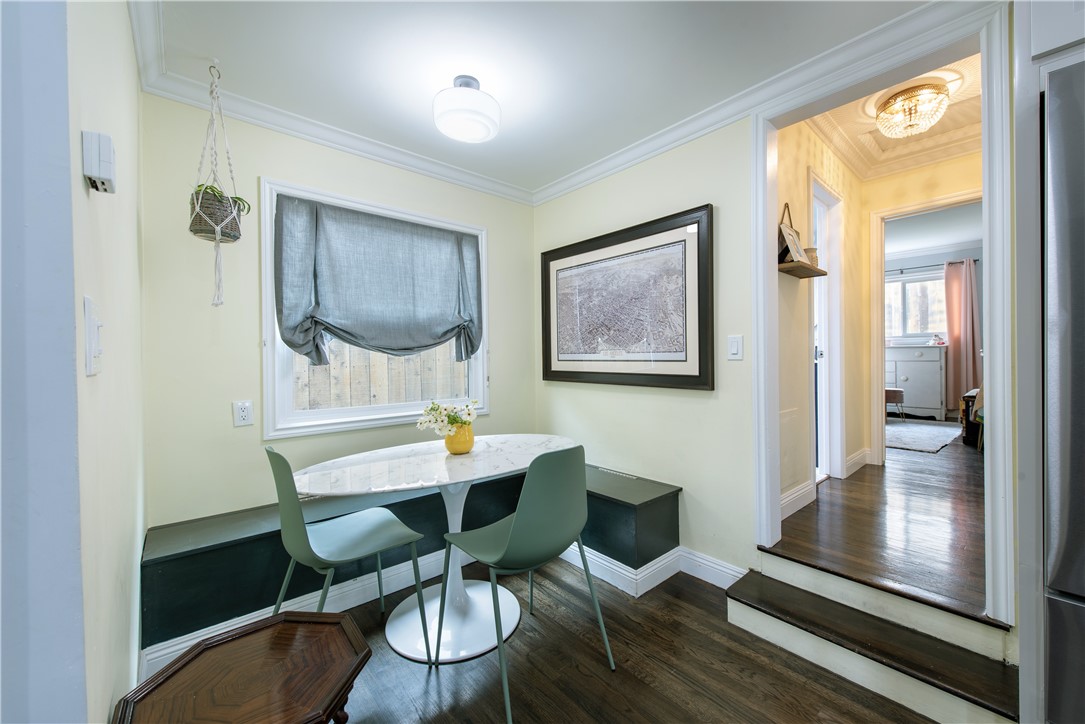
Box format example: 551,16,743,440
885,420,961,453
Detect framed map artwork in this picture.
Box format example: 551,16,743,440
541,204,713,389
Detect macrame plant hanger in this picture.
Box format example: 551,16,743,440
189,64,244,306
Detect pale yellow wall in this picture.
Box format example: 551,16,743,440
533,122,757,567
68,3,144,719
140,95,536,526
775,121,865,493
863,154,982,218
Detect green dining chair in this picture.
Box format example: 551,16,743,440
265,446,432,664
434,445,615,723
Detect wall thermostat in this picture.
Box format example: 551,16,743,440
82,131,116,193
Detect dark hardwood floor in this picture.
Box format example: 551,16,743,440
342,560,930,723
768,430,991,622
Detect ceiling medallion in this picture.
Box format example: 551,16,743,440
875,83,950,139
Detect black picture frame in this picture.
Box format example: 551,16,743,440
541,204,714,390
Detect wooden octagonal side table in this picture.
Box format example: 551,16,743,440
112,611,371,724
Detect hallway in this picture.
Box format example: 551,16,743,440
768,437,990,622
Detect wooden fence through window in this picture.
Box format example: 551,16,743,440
293,337,468,410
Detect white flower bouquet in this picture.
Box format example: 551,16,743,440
416,400,478,437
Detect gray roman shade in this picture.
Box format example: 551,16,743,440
274,194,482,365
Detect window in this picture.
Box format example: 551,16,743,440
884,270,947,339
262,179,487,438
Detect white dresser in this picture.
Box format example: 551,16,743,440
885,345,946,420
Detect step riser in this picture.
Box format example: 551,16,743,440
760,554,1013,663
729,600,1014,724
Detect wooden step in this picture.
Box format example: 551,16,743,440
759,551,1010,661
727,571,1018,722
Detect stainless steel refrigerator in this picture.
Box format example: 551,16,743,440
1043,57,1085,724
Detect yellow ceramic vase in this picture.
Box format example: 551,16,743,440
444,424,474,455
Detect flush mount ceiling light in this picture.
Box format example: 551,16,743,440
433,75,500,143
875,83,950,139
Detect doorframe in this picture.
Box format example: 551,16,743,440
810,172,844,482
751,2,1014,625
869,189,981,466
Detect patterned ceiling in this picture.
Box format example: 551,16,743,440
805,54,982,179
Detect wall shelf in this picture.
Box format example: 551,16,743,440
779,261,827,278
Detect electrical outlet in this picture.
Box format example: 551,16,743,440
232,400,254,427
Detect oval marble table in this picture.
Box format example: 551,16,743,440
293,433,576,663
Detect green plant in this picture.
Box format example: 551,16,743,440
192,183,251,215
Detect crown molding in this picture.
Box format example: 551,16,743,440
127,3,533,205
127,0,165,83
806,109,983,181
885,239,982,262
523,1,1003,204
128,0,1003,207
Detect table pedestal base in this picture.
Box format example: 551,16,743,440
386,580,520,663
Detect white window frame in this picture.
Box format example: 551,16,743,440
884,267,947,343
260,178,489,439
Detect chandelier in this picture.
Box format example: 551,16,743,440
875,83,950,139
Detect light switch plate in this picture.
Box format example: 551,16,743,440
727,334,744,361
84,295,102,375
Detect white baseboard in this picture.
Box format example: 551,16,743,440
780,480,816,519
678,547,745,589
141,544,744,681
559,544,744,597
845,448,872,477
558,544,681,597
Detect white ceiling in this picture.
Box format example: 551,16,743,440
131,1,927,203
885,201,983,258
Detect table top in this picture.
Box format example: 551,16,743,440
294,433,576,497
112,612,370,724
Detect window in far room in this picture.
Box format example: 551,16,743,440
884,270,947,339
261,179,488,438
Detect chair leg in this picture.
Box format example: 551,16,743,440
578,538,615,671
376,551,385,613
528,570,534,615
317,569,335,612
410,541,432,665
273,558,297,615
434,542,453,666
489,568,513,724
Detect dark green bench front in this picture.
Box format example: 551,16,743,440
583,464,681,569
141,465,681,649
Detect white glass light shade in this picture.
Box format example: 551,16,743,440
875,83,950,139
433,77,500,143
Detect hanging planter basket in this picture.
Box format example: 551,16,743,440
189,65,248,306
189,185,248,242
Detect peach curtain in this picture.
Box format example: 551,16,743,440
944,259,982,406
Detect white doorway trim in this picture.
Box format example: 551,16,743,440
751,3,1014,625
753,119,782,545
977,8,1014,625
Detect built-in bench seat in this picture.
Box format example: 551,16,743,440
581,465,681,570
140,465,680,653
